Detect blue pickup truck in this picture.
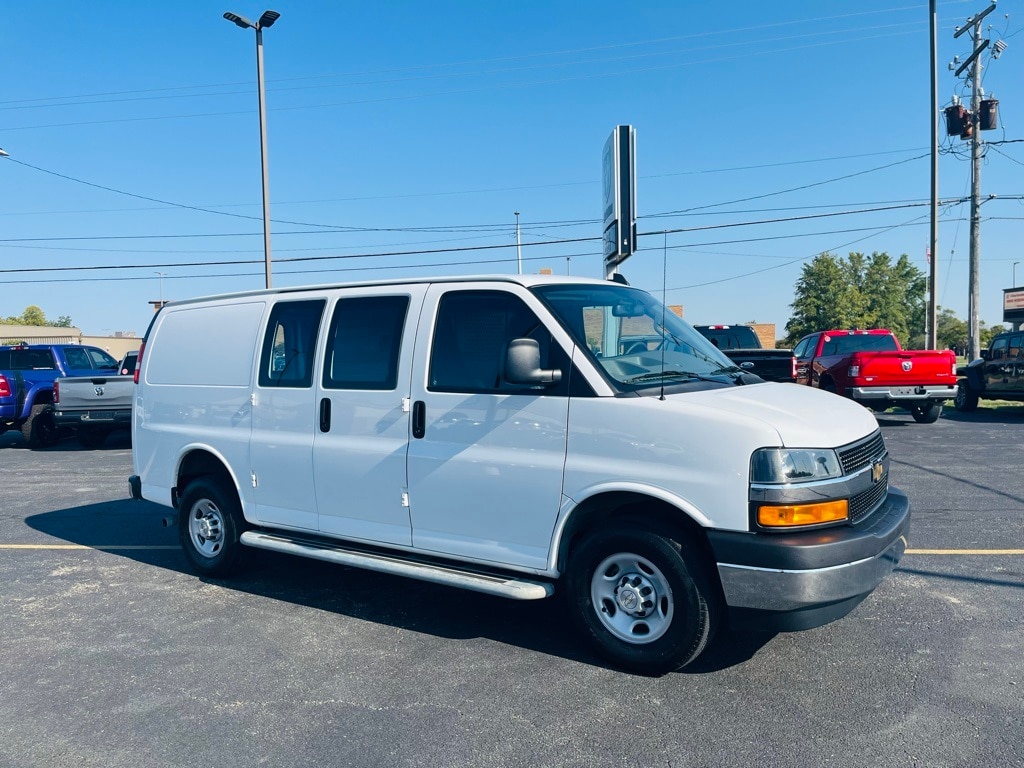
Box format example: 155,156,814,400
0,344,121,448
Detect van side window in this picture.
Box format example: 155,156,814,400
322,296,409,390
258,300,326,388
429,290,566,394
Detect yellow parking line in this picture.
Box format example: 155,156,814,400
0,544,178,550
906,548,1024,555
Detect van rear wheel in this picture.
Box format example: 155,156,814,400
178,478,245,577
566,527,718,675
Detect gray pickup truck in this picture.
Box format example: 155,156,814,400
692,325,794,383
53,352,135,448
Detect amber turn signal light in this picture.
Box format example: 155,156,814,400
757,500,849,528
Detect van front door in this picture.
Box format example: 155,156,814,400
312,286,428,546
406,285,571,570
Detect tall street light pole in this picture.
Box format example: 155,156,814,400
155,271,165,306
224,9,280,290
1014,261,1020,287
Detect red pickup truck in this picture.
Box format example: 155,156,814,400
791,329,957,423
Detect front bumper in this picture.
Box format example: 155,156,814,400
707,488,910,631
848,385,955,402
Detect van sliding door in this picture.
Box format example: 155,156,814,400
250,298,327,531
312,286,428,546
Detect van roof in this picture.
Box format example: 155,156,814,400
158,273,621,308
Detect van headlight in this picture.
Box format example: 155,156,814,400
750,448,842,484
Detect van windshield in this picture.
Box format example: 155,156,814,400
532,284,742,390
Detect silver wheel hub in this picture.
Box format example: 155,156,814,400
615,574,655,616
188,500,225,559
590,552,674,645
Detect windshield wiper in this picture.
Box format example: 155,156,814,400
625,370,721,385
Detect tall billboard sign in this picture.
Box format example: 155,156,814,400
602,125,637,278
1004,287,1024,325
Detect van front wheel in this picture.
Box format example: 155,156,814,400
178,478,245,577
566,527,717,675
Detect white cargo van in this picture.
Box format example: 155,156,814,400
130,275,909,674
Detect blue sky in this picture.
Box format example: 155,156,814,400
1,1,1022,340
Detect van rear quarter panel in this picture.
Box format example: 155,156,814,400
134,301,266,507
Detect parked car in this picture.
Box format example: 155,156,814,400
692,324,793,382
954,330,1024,410
792,329,957,423
119,350,139,376
130,275,908,675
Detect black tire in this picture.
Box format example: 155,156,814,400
566,526,719,675
953,381,979,412
820,381,837,395
77,426,109,449
21,404,58,449
177,478,246,577
910,402,943,424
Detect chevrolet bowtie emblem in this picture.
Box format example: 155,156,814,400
871,461,885,483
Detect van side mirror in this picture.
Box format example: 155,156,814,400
504,338,562,386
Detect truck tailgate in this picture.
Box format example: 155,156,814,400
54,377,134,410
852,351,956,387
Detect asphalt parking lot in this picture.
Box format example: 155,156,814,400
1,408,1022,768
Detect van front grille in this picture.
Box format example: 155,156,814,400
838,430,886,475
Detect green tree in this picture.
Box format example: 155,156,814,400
785,254,863,342
1,306,74,327
786,251,926,346
980,323,1007,349
935,307,968,352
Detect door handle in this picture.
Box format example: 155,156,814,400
319,397,331,432
412,400,425,439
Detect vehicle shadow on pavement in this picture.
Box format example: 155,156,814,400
25,501,776,675
0,429,132,451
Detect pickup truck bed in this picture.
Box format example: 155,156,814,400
693,325,793,382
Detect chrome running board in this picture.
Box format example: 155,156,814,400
239,530,553,600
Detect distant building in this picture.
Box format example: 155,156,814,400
0,324,83,345
0,325,140,359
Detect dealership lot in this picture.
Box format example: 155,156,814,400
1,409,1021,768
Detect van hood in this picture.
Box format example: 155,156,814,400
672,382,878,448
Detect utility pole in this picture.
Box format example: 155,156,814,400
514,211,522,275
951,2,998,360
928,0,939,350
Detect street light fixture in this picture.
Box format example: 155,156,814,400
0,148,9,158
223,9,280,289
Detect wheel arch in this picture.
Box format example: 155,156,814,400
552,489,717,581
174,446,243,511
